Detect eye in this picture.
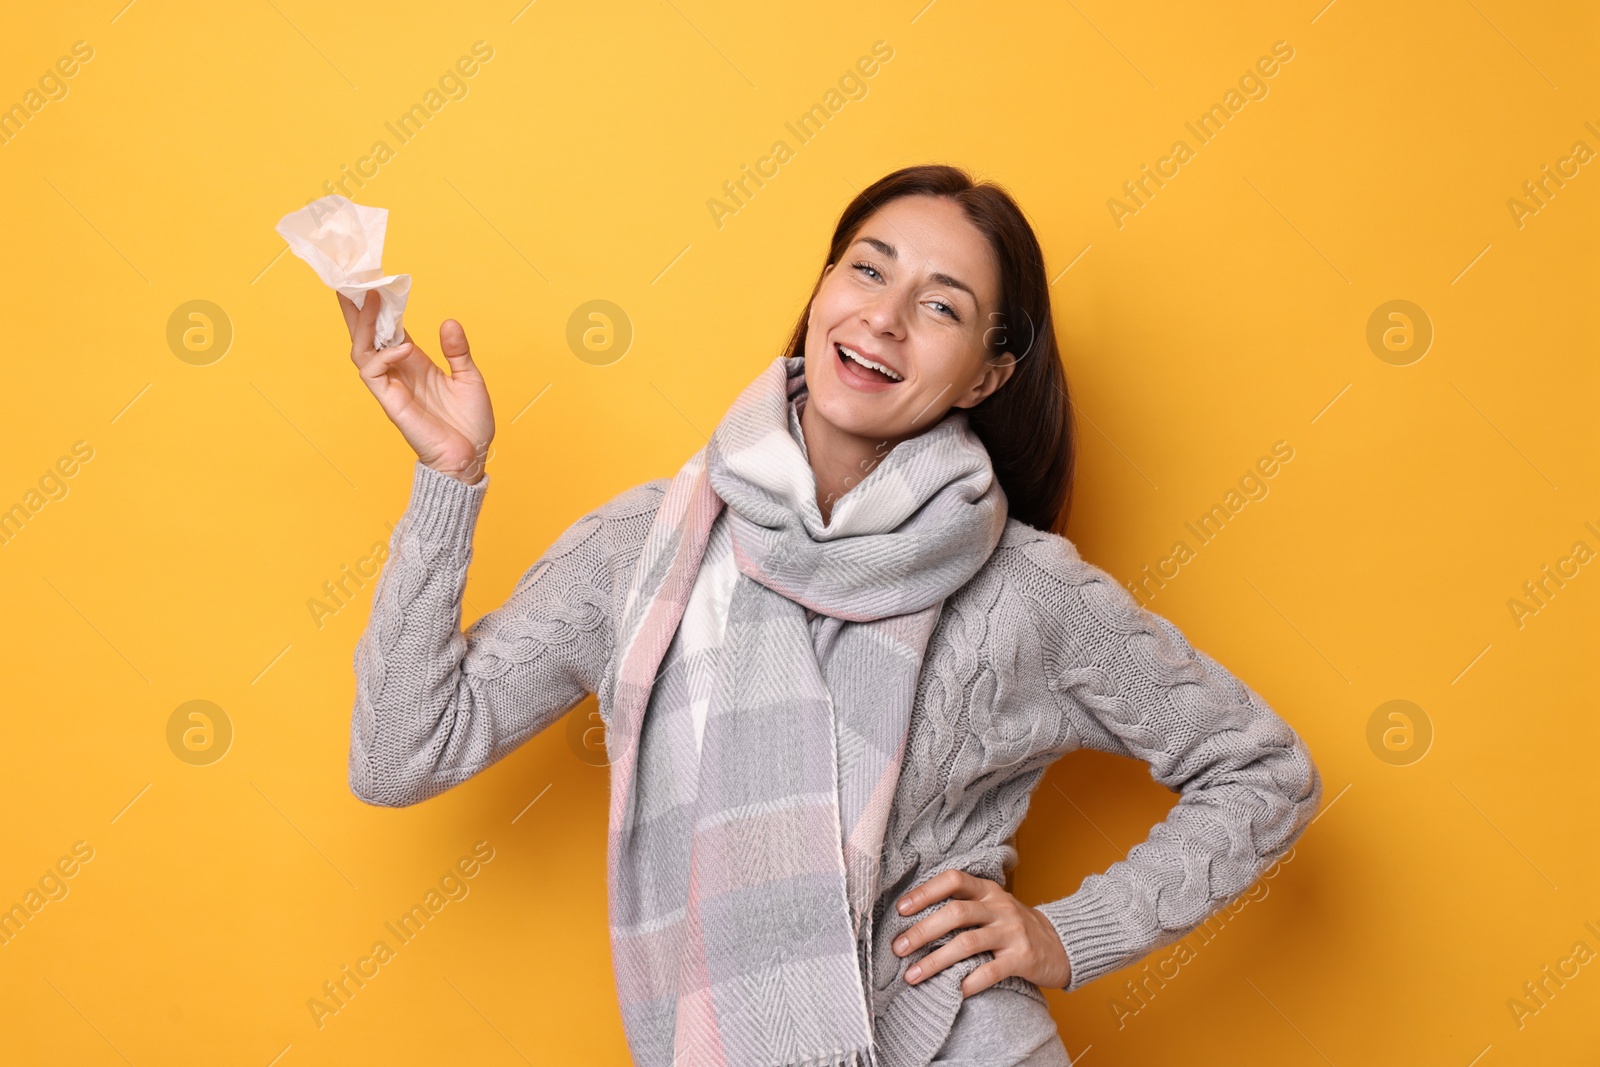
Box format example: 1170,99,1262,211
852,261,961,322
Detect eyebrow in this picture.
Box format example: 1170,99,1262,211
853,236,978,305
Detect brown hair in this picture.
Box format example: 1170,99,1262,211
779,163,1076,533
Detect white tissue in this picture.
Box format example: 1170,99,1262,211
275,194,412,350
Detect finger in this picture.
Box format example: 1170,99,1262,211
438,318,480,380
894,898,987,958
897,870,981,916
959,958,1009,998
352,290,380,355
358,341,414,385
897,871,955,915
336,292,359,339
904,926,998,985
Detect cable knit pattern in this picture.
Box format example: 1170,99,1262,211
351,461,1322,1067
349,463,661,806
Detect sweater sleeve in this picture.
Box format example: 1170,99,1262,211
349,461,664,808
1010,531,1323,993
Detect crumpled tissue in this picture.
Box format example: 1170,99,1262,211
275,194,412,349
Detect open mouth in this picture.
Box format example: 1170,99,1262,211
835,343,903,386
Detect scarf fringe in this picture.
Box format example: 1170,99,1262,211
784,1048,878,1067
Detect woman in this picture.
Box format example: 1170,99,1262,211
341,164,1322,1067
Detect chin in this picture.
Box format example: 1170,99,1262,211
812,392,879,439
803,369,888,442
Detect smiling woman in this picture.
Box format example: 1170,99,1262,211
781,170,1072,530
337,162,1321,1067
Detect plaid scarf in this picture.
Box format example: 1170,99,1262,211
604,354,1007,1066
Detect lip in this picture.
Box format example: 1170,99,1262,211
832,339,904,391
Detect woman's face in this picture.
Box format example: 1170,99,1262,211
802,193,1015,446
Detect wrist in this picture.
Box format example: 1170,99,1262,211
423,456,488,486
1031,906,1073,988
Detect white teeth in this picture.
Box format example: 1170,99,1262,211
837,344,902,381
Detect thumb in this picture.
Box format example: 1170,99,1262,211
439,319,480,379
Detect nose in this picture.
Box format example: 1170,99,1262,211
860,286,906,338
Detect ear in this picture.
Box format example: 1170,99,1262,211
952,350,1017,409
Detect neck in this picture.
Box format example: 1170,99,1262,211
798,398,908,524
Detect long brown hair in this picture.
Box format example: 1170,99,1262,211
779,164,1076,533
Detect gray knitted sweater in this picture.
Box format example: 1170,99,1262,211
350,461,1322,1062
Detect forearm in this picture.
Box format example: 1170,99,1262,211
1018,536,1323,991
1039,716,1322,992
348,462,602,807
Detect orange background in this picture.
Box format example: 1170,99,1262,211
1,1,1595,1063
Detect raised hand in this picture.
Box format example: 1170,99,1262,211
338,291,496,485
